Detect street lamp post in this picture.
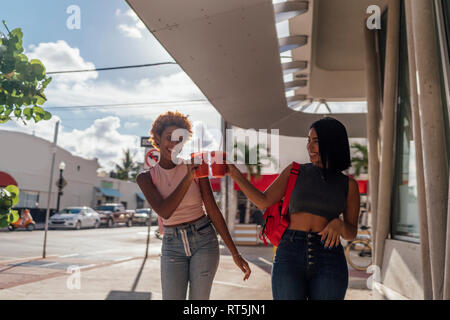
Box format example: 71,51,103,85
56,161,66,213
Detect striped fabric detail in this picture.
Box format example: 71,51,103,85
180,229,192,257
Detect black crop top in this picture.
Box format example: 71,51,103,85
288,163,349,221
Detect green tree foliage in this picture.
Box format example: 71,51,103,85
233,142,277,224
111,149,140,181
0,185,20,228
0,21,52,124
351,142,369,177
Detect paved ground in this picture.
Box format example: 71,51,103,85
0,225,372,300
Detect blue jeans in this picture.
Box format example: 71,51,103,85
161,215,220,300
272,229,348,300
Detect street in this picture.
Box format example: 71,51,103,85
0,225,372,300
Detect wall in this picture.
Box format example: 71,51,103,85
0,130,99,209
375,239,424,300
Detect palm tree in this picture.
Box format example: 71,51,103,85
233,142,277,224
114,149,139,181
351,143,368,177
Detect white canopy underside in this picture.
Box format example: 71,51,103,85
126,0,386,137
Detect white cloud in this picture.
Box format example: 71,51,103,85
61,116,143,171
124,121,139,129
116,8,146,39
1,116,144,172
26,40,98,84
25,40,211,120
7,41,221,170
118,24,143,39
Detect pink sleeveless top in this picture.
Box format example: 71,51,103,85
149,163,205,226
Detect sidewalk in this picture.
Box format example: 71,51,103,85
0,242,372,300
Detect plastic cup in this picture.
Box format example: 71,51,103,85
190,152,209,178
210,151,227,178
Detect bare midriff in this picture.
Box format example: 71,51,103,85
163,214,205,228
288,212,329,233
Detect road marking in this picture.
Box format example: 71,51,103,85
0,255,59,265
114,257,133,262
79,264,96,269
41,262,60,267
258,257,272,266
86,249,116,255
213,280,253,289
59,254,79,258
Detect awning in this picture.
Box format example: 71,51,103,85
0,172,18,187
136,192,146,201
98,187,121,198
234,174,279,192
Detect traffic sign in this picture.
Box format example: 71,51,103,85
140,137,153,148
144,148,160,168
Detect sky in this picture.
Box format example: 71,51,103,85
0,0,223,172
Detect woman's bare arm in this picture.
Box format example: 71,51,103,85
136,164,198,220
340,177,360,240
319,177,360,247
197,177,251,281
228,163,292,210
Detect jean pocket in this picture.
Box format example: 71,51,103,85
163,234,175,242
196,223,215,236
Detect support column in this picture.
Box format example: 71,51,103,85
405,0,433,300
375,0,401,267
411,0,449,300
363,27,382,246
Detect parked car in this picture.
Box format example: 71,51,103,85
132,208,157,226
49,207,100,230
95,203,132,228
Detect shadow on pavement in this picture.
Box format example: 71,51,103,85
105,223,153,300
105,290,151,300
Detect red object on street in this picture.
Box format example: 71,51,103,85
357,180,368,194
209,178,221,192
234,174,279,191
0,172,18,187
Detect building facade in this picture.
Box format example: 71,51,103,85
0,130,149,220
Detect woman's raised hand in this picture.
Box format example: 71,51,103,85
225,163,239,177
185,161,200,179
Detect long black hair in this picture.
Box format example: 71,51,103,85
310,117,351,178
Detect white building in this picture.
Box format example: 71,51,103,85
0,130,149,220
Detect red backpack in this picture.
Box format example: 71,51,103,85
259,162,300,247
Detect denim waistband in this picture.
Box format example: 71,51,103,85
283,229,322,241
163,215,211,236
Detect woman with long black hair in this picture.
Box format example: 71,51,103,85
227,117,360,300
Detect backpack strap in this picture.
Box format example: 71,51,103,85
281,162,300,216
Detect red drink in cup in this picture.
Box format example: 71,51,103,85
190,152,209,178
210,151,226,178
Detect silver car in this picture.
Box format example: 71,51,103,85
49,207,100,230
132,208,157,226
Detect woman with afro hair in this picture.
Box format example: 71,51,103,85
137,111,251,300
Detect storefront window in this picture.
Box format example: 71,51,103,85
391,3,420,241
16,191,39,209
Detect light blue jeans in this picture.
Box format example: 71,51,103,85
161,215,220,300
